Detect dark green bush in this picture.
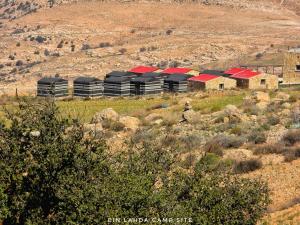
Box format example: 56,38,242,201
282,129,300,146
233,159,262,174
254,143,285,155
0,99,270,225
248,130,267,144
102,119,125,132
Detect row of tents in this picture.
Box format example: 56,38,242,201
37,66,279,97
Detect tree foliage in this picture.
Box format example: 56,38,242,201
0,99,270,224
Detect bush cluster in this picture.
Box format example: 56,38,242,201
0,100,271,225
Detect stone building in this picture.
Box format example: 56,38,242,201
283,48,300,84
230,70,278,89
188,74,236,90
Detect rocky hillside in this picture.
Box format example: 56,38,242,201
0,0,299,95
0,0,299,21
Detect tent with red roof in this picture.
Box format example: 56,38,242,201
128,66,159,74
162,67,192,74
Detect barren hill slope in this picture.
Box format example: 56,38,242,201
0,0,299,95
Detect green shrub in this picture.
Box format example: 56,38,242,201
254,143,284,155
0,99,271,225
282,129,300,146
284,148,300,162
289,95,298,103
248,130,266,144
233,159,262,174
267,116,280,126
102,119,125,132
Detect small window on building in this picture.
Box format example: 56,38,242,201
260,79,266,85
219,83,224,90
296,65,300,71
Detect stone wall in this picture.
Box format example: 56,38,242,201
283,52,300,84
205,76,237,90
248,73,278,90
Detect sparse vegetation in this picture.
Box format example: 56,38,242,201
119,48,127,54
81,43,91,50
0,99,270,224
282,129,300,146
234,159,263,174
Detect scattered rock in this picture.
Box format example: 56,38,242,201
92,108,119,123
282,102,291,109
276,92,290,101
84,123,103,133
153,119,163,125
119,116,140,132
182,109,197,123
223,149,254,161
256,101,268,110
223,104,248,122
266,124,288,143
30,130,40,137
281,109,291,117
253,91,270,102
145,113,161,122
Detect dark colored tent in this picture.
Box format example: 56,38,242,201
130,76,162,95
141,72,167,88
164,73,193,92
73,77,103,97
103,76,132,96
106,71,137,79
201,70,231,77
37,77,68,97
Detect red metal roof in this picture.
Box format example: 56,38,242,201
129,66,159,74
230,70,260,79
224,68,246,75
162,67,192,74
188,74,219,82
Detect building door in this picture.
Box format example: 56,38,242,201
169,83,174,92
219,83,224,90
135,83,141,95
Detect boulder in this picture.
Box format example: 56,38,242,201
253,91,270,102
223,104,248,123
281,109,291,116
282,102,291,109
256,101,268,111
224,104,240,115
92,108,119,123
153,119,163,125
276,92,290,101
145,113,161,122
266,124,288,143
119,116,140,132
182,109,197,123
223,149,254,161
84,123,103,132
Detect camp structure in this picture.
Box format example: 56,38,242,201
128,66,160,75
73,77,103,98
188,74,236,91
37,77,68,97
141,72,167,87
228,69,278,89
105,71,137,79
162,67,199,76
283,48,300,84
130,76,162,95
103,75,132,96
163,73,193,92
